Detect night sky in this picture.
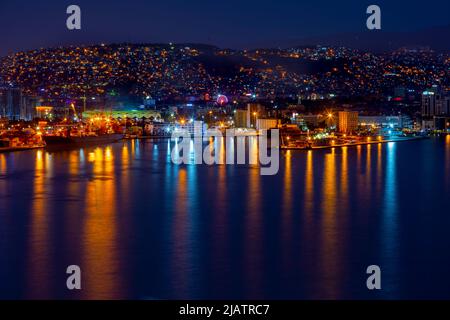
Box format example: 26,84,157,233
0,0,449,55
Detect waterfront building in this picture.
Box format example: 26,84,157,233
234,109,248,128
301,114,322,128
35,106,54,119
433,117,450,131
443,97,450,115
246,103,265,128
256,118,279,130
421,86,447,117
21,96,39,121
0,87,22,120
421,90,438,117
233,104,265,128
175,121,208,136
0,87,38,120
338,111,359,134
421,86,450,130
422,119,435,130
291,115,307,130
358,115,412,129
82,108,162,121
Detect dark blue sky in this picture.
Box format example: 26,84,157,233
0,0,449,55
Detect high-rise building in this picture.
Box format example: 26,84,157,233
421,85,446,117
246,103,264,128
0,90,6,118
443,96,450,115
421,86,449,129
234,104,265,128
421,90,438,117
21,96,39,121
0,87,22,120
234,109,248,128
338,111,359,134
0,87,37,120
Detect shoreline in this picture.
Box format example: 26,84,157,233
0,145,44,153
281,136,428,150
0,136,434,153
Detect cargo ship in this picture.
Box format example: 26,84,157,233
43,133,124,148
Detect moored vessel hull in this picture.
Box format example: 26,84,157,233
43,133,124,148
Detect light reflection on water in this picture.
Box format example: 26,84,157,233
26,150,50,298
446,135,450,179
381,142,399,297
0,137,450,299
318,148,340,298
82,147,122,299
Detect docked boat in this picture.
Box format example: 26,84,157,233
43,133,124,148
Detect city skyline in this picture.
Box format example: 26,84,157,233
1,43,448,101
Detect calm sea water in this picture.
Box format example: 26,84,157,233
0,136,449,300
